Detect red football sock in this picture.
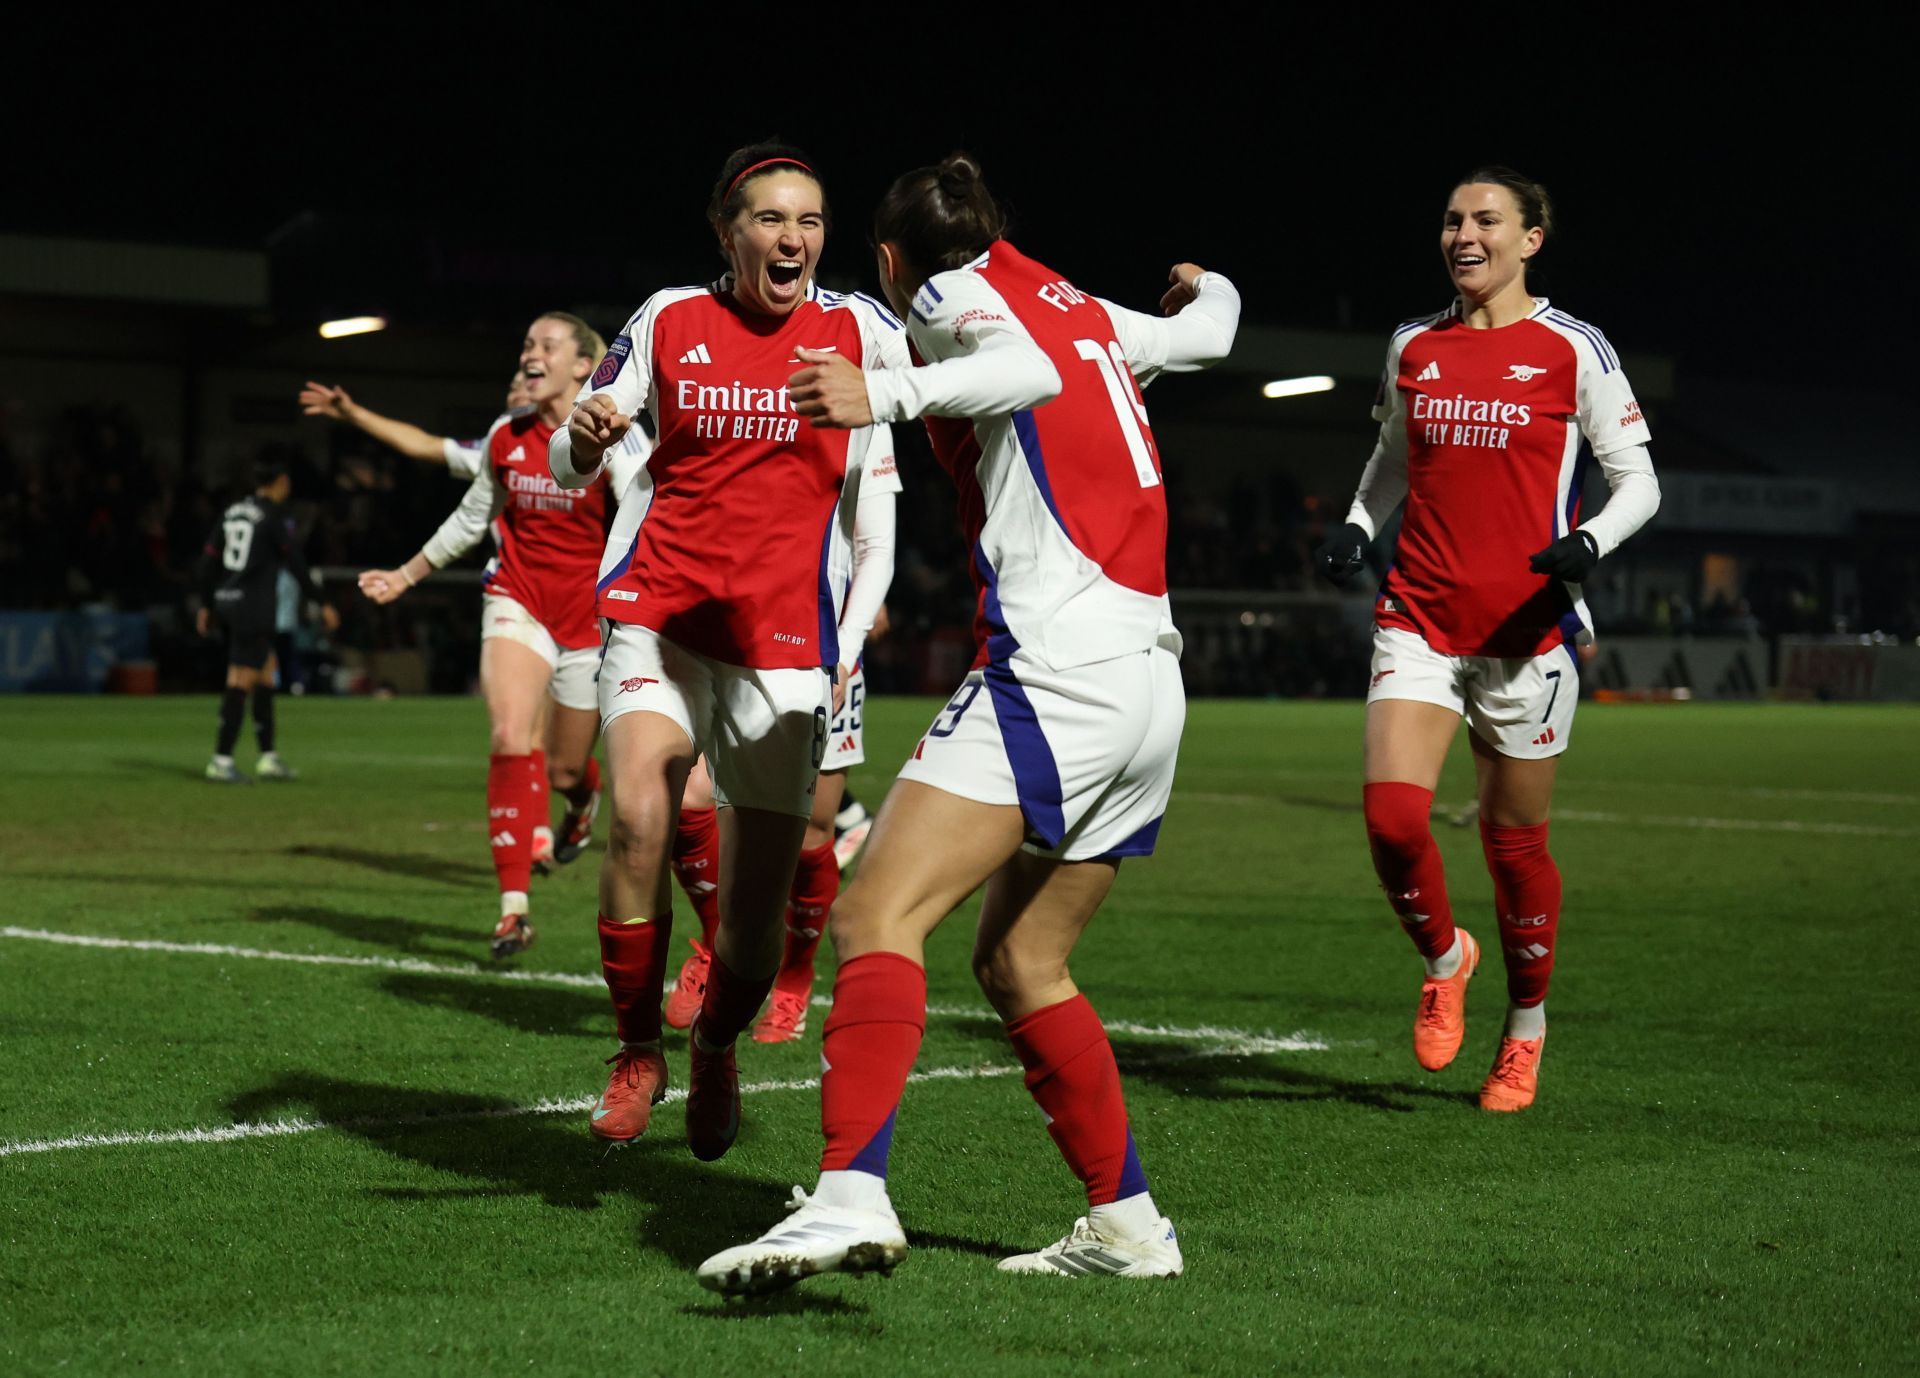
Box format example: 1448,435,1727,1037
487,752,535,894
671,805,722,948
695,948,778,1050
1480,818,1562,1007
819,953,927,1178
1006,994,1149,1207
561,755,601,810
598,909,672,1045
1363,782,1458,960
775,843,838,996
529,749,548,823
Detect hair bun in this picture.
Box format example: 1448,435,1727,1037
936,154,979,201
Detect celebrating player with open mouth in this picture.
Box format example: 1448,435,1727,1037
550,142,900,1160
358,313,631,957
697,153,1240,1294
1314,167,1660,1111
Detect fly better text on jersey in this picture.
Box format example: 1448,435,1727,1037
676,378,801,443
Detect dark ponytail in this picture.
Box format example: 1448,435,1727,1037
873,152,1009,287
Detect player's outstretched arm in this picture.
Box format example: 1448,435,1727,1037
300,382,449,464
1100,265,1241,382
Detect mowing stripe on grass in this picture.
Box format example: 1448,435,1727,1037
0,926,1331,1056
0,1062,1024,1158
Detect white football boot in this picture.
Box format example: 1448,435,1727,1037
697,1186,907,1295
998,1215,1184,1278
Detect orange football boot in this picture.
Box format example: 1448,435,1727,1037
590,1044,669,1144
1479,1032,1545,1112
1413,928,1479,1071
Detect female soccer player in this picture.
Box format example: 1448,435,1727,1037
697,153,1241,1293
358,312,630,957
549,142,903,1159
663,398,900,1047
1313,167,1660,1112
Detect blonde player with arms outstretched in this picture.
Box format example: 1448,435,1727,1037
698,153,1240,1294
359,314,633,957
1313,166,1660,1112
550,142,901,1161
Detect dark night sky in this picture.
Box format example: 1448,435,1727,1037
9,13,1907,392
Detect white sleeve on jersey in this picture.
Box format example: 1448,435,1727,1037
1096,270,1242,385
1578,443,1660,558
551,294,665,490
1567,333,1658,558
1345,332,1417,538
837,488,896,672
421,455,506,569
602,426,652,505
444,411,509,481
864,272,1061,422
443,437,483,480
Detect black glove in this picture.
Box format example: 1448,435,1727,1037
1528,529,1600,581
1314,523,1372,587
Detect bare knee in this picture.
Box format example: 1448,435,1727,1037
971,937,1068,1019
489,722,536,757
828,880,903,959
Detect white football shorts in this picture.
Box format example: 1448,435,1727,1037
481,594,599,712
899,645,1184,862
821,664,868,771
600,624,831,818
1366,626,1578,759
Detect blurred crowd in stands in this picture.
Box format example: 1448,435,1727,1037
4,402,1915,697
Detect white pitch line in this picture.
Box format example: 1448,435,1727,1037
1551,809,1914,838
0,1063,1023,1160
0,927,604,989
0,927,1328,1056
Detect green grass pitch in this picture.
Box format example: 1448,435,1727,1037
2,695,1915,1375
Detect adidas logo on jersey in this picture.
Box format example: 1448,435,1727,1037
679,343,713,365
506,445,526,461
1416,360,1441,382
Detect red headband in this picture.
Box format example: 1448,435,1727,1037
725,157,815,203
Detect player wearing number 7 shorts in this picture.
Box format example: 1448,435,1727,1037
1314,166,1661,1113
698,152,1241,1295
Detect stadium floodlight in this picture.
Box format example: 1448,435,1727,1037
318,316,388,339
1262,376,1335,399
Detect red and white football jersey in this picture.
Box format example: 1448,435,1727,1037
420,413,614,650
867,240,1240,670
1366,300,1653,658
571,279,898,671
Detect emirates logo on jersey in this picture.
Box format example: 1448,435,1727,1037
503,468,581,513
675,377,801,444
1411,392,1533,451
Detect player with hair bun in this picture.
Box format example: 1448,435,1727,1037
698,152,1240,1293
358,312,628,957
551,141,903,1160
1314,166,1661,1112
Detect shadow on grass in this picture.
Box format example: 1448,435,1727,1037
251,904,482,958
114,757,217,783
380,971,609,1038
284,843,491,888
224,1072,854,1309
938,1018,1473,1113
